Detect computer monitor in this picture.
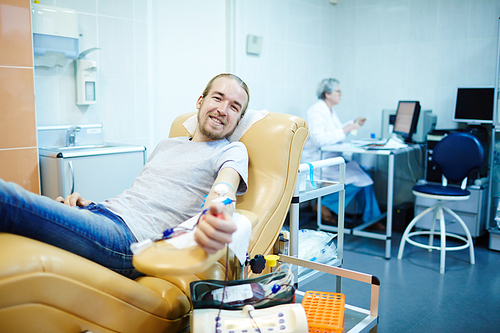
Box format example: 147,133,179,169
453,87,494,124
393,101,421,143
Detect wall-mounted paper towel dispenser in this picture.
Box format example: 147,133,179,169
31,2,79,66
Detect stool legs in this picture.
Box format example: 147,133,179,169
398,201,475,274
397,205,435,260
442,206,475,265
428,207,441,251
438,207,446,274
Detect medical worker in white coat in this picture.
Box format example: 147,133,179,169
302,78,381,224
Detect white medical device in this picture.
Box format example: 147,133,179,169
191,303,308,333
76,58,97,105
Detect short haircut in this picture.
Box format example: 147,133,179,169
316,78,340,100
202,73,250,116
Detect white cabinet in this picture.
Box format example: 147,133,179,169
39,146,146,202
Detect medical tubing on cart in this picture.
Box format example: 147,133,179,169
305,162,317,188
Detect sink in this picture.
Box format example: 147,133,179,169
37,124,105,149
39,143,146,158
37,124,146,160
52,144,118,150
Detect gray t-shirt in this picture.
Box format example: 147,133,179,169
102,137,248,242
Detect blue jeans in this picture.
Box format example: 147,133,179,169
0,179,142,279
322,184,382,223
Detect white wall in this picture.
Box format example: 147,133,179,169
234,0,500,139
331,0,500,139
151,0,228,149
34,0,152,150
34,0,228,153
33,0,500,154
233,0,336,118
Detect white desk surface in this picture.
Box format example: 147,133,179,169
321,142,419,155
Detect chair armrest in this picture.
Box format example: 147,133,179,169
132,209,258,277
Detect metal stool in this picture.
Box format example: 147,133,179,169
397,132,484,274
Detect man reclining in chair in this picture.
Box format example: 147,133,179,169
0,73,250,279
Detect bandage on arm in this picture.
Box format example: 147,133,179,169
203,167,241,215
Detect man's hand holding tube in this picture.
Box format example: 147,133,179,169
194,203,237,254
196,167,241,254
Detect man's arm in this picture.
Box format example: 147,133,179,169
194,167,241,254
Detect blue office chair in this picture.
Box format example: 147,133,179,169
397,132,484,274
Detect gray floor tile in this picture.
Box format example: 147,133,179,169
299,231,500,333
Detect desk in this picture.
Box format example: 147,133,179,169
320,143,422,259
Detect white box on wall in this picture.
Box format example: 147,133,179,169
246,35,263,55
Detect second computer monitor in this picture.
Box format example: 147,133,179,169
393,101,421,143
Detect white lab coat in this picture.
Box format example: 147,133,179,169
302,99,373,187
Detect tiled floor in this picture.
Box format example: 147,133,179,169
299,223,500,332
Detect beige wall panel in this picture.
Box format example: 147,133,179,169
0,67,37,149
0,0,33,67
0,148,40,194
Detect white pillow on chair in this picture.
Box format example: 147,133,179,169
182,109,269,142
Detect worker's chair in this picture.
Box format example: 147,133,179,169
0,112,308,332
397,132,484,274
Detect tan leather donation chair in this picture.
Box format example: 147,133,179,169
0,111,309,333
